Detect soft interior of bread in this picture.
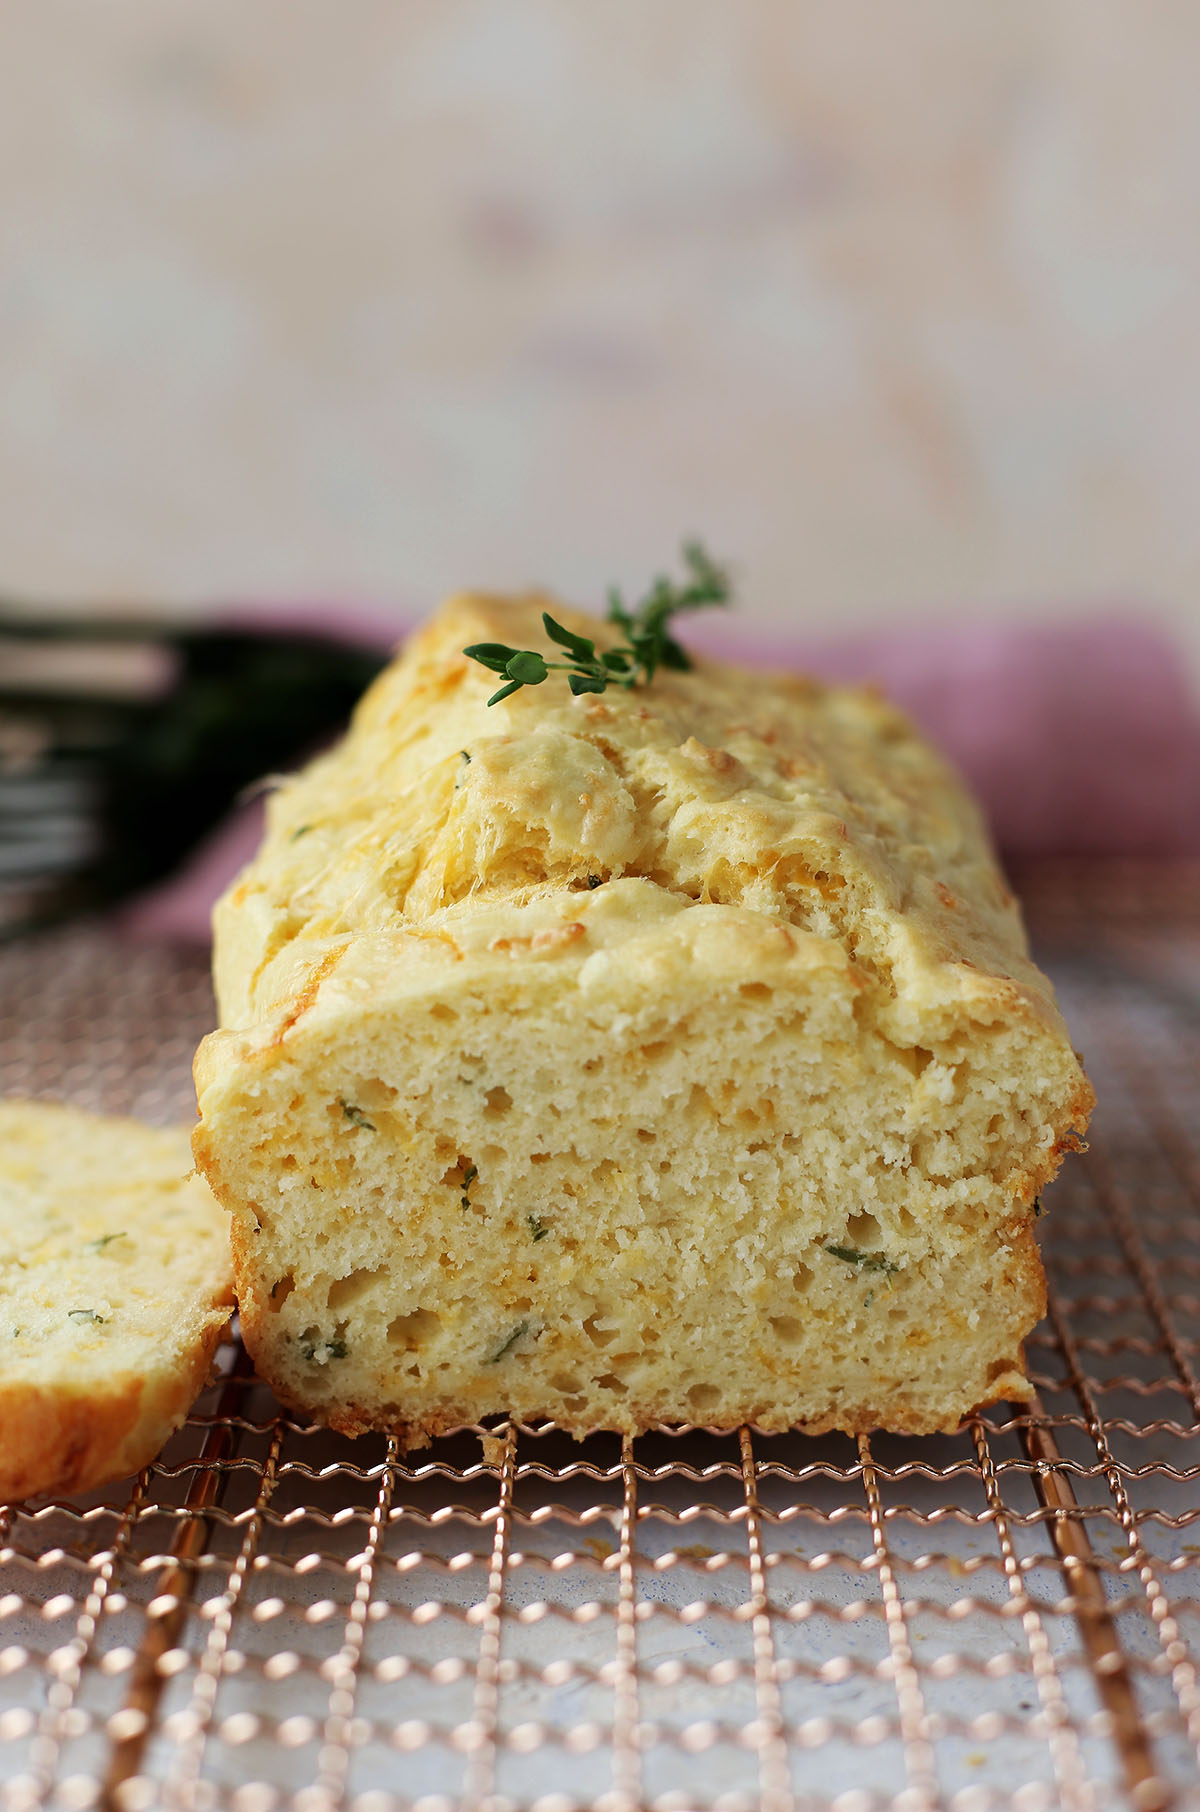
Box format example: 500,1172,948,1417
0,1105,232,1383
0,1102,235,1495
209,899,1079,1440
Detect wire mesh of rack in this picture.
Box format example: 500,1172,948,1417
0,861,1198,1812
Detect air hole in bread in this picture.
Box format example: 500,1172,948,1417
550,1371,582,1393
485,1086,512,1116
388,1307,443,1351
327,1266,386,1314
791,1263,814,1291
595,1372,628,1397
443,1156,480,1205
640,1041,669,1061
583,1316,617,1349
769,1315,804,1343
845,1210,883,1247
687,1383,720,1413
636,1128,655,1144
268,1273,295,1311
739,982,771,1002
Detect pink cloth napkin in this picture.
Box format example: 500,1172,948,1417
124,612,1200,944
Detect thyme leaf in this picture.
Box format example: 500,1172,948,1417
528,1215,549,1242
460,1163,478,1211
463,541,731,706
86,1232,126,1253
485,1320,530,1364
340,1099,376,1132
824,1244,899,1277
301,1336,347,1362
69,1308,106,1324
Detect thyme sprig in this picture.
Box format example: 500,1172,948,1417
463,541,731,706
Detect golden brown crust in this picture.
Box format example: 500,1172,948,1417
209,591,1077,1046
0,1320,227,1501
0,1380,143,1501
239,1377,1033,1451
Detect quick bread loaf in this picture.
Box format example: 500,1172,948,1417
0,1101,234,1499
193,593,1093,1443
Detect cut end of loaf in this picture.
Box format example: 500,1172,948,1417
196,893,1090,1447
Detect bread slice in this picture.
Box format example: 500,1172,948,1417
0,1101,234,1499
193,594,1093,1444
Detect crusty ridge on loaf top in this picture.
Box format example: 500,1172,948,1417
194,593,1094,1443
211,594,1060,1027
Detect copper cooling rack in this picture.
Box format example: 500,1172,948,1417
1,863,1198,1812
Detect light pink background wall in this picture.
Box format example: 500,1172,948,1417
2,2,1198,677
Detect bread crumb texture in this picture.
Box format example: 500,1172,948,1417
194,594,1094,1443
0,1101,234,1499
